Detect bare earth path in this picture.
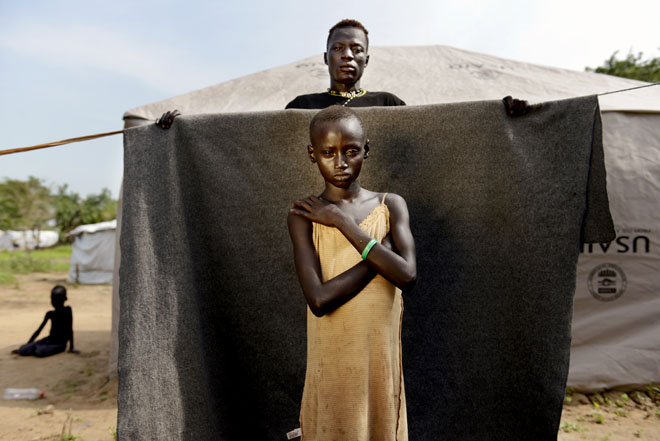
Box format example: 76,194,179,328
1,272,658,440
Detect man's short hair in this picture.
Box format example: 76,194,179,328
309,105,365,141
327,19,369,49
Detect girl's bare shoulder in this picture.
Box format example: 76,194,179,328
382,193,409,218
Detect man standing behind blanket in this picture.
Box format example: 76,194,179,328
155,19,529,127
285,19,406,109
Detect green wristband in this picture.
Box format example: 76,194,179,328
361,238,378,260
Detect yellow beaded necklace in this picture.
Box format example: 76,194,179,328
327,88,367,106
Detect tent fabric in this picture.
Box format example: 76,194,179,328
68,222,116,285
118,97,614,440
569,112,660,390
123,46,660,122
109,187,123,378
68,219,116,236
0,230,58,250
0,231,16,249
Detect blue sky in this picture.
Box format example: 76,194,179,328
1,0,658,199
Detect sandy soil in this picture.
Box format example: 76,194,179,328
1,273,117,441
1,272,659,441
558,391,660,441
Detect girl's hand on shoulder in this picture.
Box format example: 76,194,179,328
290,195,344,227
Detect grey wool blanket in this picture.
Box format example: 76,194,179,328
118,96,614,441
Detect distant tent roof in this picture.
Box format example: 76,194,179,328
68,219,116,237
124,45,660,123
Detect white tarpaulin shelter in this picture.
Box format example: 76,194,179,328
117,46,660,390
68,220,116,285
0,231,13,249
0,230,59,250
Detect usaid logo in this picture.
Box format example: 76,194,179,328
588,263,627,302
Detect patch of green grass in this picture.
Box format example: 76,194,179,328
647,384,660,403
0,245,71,274
65,380,80,389
598,433,612,441
108,426,117,440
593,412,604,424
560,422,586,433
0,271,16,285
615,408,628,417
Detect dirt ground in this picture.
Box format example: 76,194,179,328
1,273,117,441
1,272,659,441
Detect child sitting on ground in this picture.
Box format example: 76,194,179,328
288,105,417,440
13,285,79,357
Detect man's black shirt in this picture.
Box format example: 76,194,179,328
285,91,405,109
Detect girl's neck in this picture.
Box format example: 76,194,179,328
321,181,362,203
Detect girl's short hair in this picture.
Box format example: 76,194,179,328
309,105,365,141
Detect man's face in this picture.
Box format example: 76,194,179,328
324,27,369,87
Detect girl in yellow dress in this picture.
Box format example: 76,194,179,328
288,105,417,441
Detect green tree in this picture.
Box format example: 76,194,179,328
586,50,660,83
0,177,53,248
54,186,117,240
1,178,117,243
80,188,117,225
53,184,82,240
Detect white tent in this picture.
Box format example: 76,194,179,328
0,230,59,250
68,220,116,284
117,46,660,390
0,231,16,249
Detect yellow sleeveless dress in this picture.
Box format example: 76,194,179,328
300,194,408,441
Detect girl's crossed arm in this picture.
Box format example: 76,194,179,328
288,212,380,317
289,194,416,317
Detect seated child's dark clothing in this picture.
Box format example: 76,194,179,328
17,337,66,357
18,306,73,357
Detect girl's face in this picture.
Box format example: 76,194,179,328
309,118,366,189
